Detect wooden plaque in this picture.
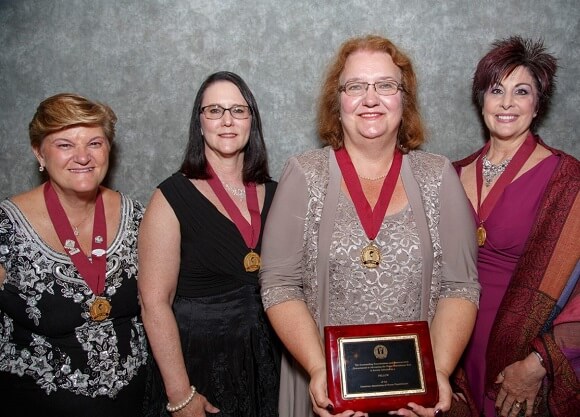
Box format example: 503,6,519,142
324,321,438,413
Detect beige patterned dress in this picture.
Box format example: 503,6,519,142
260,147,480,417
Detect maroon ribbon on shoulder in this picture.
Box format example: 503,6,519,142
335,147,403,240
205,164,261,250
43,182,107,295
476,133,537,224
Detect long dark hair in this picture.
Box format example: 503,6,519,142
179,71,271,183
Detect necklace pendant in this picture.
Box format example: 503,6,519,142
90,297,111,321
73,227,80,236
224,183,246,202
476,225,487,247
64,239,80,255
243,250,261,272
361,242,381,268
482,155,512,187
91,248,106,257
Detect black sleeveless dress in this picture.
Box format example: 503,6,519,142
148,173,280,417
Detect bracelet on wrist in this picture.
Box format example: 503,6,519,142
166,385,196,413
531,350,544,367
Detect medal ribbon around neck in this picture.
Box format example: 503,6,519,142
205,164,262,271
475,133,537,245
335,147,403,241
44,182,107,295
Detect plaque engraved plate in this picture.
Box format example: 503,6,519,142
325,321,438,413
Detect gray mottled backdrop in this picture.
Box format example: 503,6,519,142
1,0,578,204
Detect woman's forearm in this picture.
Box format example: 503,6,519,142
430,298,477,376
266,299,326,376
142,301,192,402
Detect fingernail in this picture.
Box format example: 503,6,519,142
434,409,442,417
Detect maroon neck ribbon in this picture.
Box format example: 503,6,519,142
476,132,537,223
44,181,107,295
205,163,261,250
335,147,403,240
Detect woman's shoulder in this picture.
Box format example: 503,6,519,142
158,172,186,189
555,150,580,176
6,185,43,209
264,180,277,193
291,146,330,172
114,190,145,217
2,186,45,226
294,146,330,162
407,149,449,174
155,172,197,204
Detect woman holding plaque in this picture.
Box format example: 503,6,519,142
454,36,580,417
0,93,149,416
139,71,280,417
259,35,480,417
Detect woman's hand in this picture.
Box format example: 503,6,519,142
388,370,450,417
308,366,368,417
172,392,220,417
495,353,546,417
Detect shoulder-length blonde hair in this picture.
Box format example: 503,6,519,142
317,35,425,152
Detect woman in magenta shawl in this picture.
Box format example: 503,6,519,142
454,36,580,417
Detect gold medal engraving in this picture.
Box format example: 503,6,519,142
243,251,261,272
361,243,381,268
476,225,486,247
90,297,111,321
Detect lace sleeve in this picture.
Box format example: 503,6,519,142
259,157,309,310
438,159,480,307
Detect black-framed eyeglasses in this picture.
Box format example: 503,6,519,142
339,80,404,97
200,104,251,120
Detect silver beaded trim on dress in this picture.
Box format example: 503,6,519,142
0,196,148,398
482,155,511,186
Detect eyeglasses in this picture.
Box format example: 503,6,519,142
339,80,404,97
200,104,251,120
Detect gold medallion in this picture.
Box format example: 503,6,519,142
477,225,487,247
243,251,261,272
361,243,381,268
90,297,112,321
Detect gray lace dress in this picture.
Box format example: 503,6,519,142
259,147,480,417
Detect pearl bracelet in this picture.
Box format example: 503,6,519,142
166,385,197,413
531,350,544,367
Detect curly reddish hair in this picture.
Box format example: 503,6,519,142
317,35,425,151
473,36,558,131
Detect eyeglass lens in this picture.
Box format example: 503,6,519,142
202,105,250,119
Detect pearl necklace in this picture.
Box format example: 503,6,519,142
224,183,246,201
482,154,511,187
358,173,387,181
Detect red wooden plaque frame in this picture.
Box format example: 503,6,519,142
324,321,438,413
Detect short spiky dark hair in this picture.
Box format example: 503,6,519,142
472,36,558,131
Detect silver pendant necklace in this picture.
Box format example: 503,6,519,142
482,154,511,187
224,183,246,201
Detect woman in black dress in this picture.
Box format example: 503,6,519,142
138,71,280,417
0,93,149,417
